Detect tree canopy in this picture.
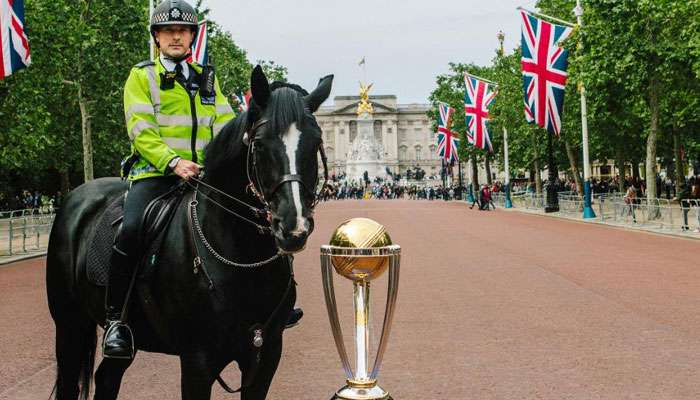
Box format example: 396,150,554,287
428,0,700,198
0,0,287,202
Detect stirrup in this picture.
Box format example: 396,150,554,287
102,320,135,360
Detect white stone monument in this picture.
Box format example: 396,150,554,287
345,82,390,183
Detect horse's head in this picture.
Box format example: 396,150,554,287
246,66,333,253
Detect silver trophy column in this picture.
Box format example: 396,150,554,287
321,244,401,400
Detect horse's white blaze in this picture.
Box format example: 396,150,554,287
283,123,306,235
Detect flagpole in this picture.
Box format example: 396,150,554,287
575,0,596,218
149,0,155,61
517,6,576,27
464,72,498,87
503,126,513,208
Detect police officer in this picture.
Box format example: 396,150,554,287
103,0,235,359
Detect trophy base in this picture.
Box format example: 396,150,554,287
331,384,393,400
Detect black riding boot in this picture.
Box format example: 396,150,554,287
103,246,135,359
285,307,304,329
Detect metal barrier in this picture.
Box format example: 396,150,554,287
0,206,56,219
0,212,55,256
489,191,700,235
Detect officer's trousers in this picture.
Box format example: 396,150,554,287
115,176,180,259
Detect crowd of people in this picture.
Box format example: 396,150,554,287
318,179,506,211
319,181,465,201
0,190,63,213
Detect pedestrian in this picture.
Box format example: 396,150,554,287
679,181,692,231
623,185,637,223
691,177,700,233
468,185,480,210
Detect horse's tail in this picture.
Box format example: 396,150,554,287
49,312,97,400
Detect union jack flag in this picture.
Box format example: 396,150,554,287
521,10,573,136
236,90,251,113
187,21,208,65
436,102,459,162
0,0,30,79
464,74,495,152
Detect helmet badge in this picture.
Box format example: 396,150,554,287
170,8,181,20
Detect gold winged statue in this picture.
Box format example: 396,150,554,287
357,82,374,116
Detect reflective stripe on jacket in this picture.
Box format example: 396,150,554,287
123,60,235,181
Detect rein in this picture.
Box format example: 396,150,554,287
184,115,328,269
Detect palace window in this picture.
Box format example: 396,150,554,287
399,145,408,161
415,145,423,161
374,120,383,144
429,144,437,159
325,146,335,163
349,121,357,142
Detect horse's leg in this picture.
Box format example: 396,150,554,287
241,336,283,400
93,356,134,400
51,316,97,400
180,352,224,400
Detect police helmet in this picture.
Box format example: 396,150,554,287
150,0,198,46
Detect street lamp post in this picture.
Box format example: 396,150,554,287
503,127,513,208
575,0,596,218
544,128,559,213
497,31,513,209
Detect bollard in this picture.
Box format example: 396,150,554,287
8,218,13,256
22,217,27,253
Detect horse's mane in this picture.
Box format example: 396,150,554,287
264,82,308,135
204,82,309,177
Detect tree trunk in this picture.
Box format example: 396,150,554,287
484,154,492,185
632,158,640,180
470,152,479,193
534,159,542,194
564,139,583,195
615,143,626,193
673,127,683,197
532,132,542,194
645,75,660,201
60,169,71,194
78,85,94,182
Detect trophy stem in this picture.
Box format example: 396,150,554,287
353,281,371,381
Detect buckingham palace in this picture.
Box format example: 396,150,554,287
316,95,443,179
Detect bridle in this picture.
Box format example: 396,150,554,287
245,118,329,211
185,115,328,269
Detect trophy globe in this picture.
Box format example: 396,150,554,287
329,218,393,282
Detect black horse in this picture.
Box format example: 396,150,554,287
46,66,333,400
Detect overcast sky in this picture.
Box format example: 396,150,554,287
205,0,541,105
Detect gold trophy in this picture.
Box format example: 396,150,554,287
321,218,401,400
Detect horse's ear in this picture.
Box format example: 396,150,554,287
304,74,334,113
251,65,270,110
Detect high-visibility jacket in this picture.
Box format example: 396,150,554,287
123,60,235,181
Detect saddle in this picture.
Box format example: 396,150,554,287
86,182,187,286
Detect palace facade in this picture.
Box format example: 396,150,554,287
316,95,443,178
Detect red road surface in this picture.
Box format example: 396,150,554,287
2,200,700,399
